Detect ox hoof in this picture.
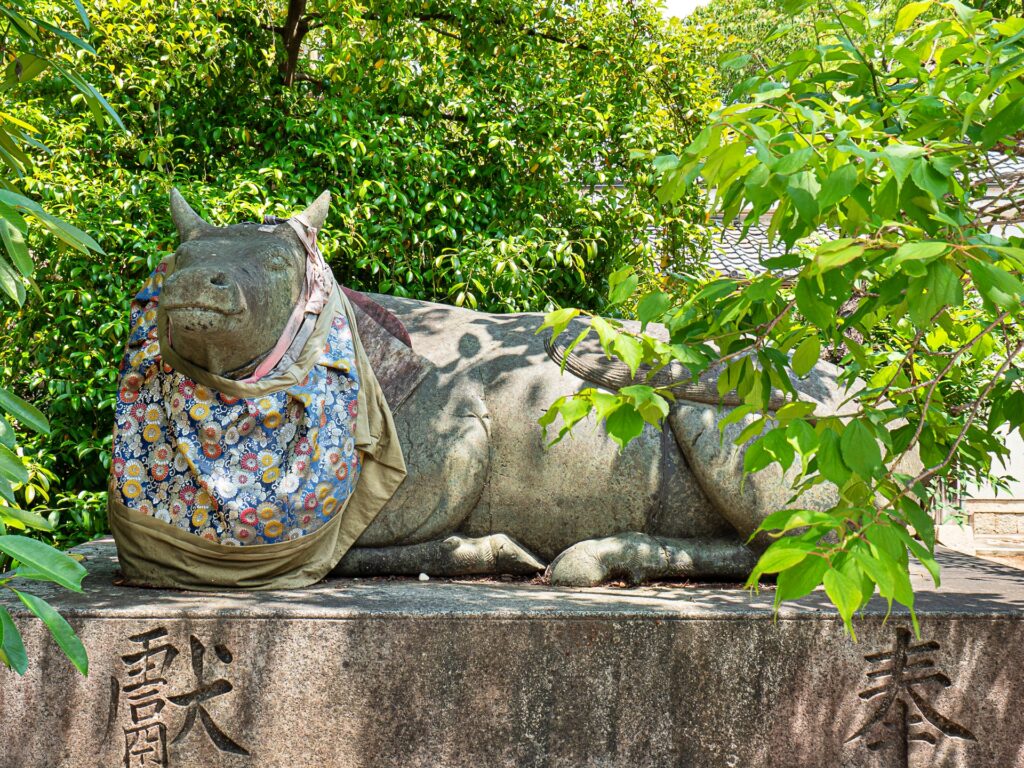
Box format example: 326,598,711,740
445,534,546,576
548,532,665,587
548,533,757,587
335,534,545,577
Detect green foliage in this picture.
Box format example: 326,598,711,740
3,0,716,502
0,535,88,675
0,0,113,676
684,0,809,99
542,0,1024,634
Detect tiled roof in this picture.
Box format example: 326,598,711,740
705,151,1024,279
705,217,822,279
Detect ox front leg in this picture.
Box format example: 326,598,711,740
548,532,756,587
332,534,546,578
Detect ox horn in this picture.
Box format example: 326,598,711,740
169,188,213,242
296,190,331,231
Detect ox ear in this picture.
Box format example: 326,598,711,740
169,188,213,243
297,190,331,231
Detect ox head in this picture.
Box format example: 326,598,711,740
160,189,331,376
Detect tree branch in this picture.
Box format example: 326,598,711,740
885,336,1024,509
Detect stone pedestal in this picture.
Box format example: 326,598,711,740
1,540,1023,767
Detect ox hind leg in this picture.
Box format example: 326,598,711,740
332,534,545,577
547,532,756,587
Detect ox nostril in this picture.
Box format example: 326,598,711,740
209,272,230,288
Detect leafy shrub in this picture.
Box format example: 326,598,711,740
0,0,116,676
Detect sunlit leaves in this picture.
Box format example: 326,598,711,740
0,0,111,680
0,535,87,592
791,335,820,377
12,590,88,675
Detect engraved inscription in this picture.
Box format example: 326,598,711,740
167,636,249,756
847,628,975,767
108,626,249,765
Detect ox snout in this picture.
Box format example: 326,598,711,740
161,267,246,332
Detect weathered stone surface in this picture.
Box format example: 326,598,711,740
2,540,1023,768
163,189,331,375
349,295,763,582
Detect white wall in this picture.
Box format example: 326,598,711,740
968,428,1024,500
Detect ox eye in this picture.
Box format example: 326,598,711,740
267,254,290,272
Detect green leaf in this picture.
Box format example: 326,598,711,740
760,428,796,471
636,291,670,327
791,335,820,377
817,429,851,485
815,244,864,273
0,444,28,484
777,401,817,422
968,259,1024,310
613,334,644,377
748,538,816,582
981,98,1024,149
0,605,27,674
12,589,88,675
605,403,644,449
30,17,96,55
0,415,14,449
893,241,947,265
910,160,948,199
787,419,818,472
757,508,836,535
743,439,773,474
34,210,104,255
795,279,834,329
840,421,883,479
896,0,933,32
0,217,30,276
0,505,52,531
818,165,858,209
774,553,828,607
891,524,941,587
1,54,47,91
0,475,15,505
720,52,752,70
908,262,963,327
0,385,48,434
736,415,768,445
823,566,863,635
866,522,909,567
900,498,935,550
608,266,637,305
786,171,820,224
537,307,580,339
774,147,813,175
694,279,738,304
0,535,87,592
0,253,24,305
559,396,592,423
882,144,926,186
852,544,896,599
72,0,91,30
620,385,669,424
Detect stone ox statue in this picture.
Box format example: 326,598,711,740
114,190,844,589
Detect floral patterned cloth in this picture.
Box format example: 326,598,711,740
111,262,362,546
